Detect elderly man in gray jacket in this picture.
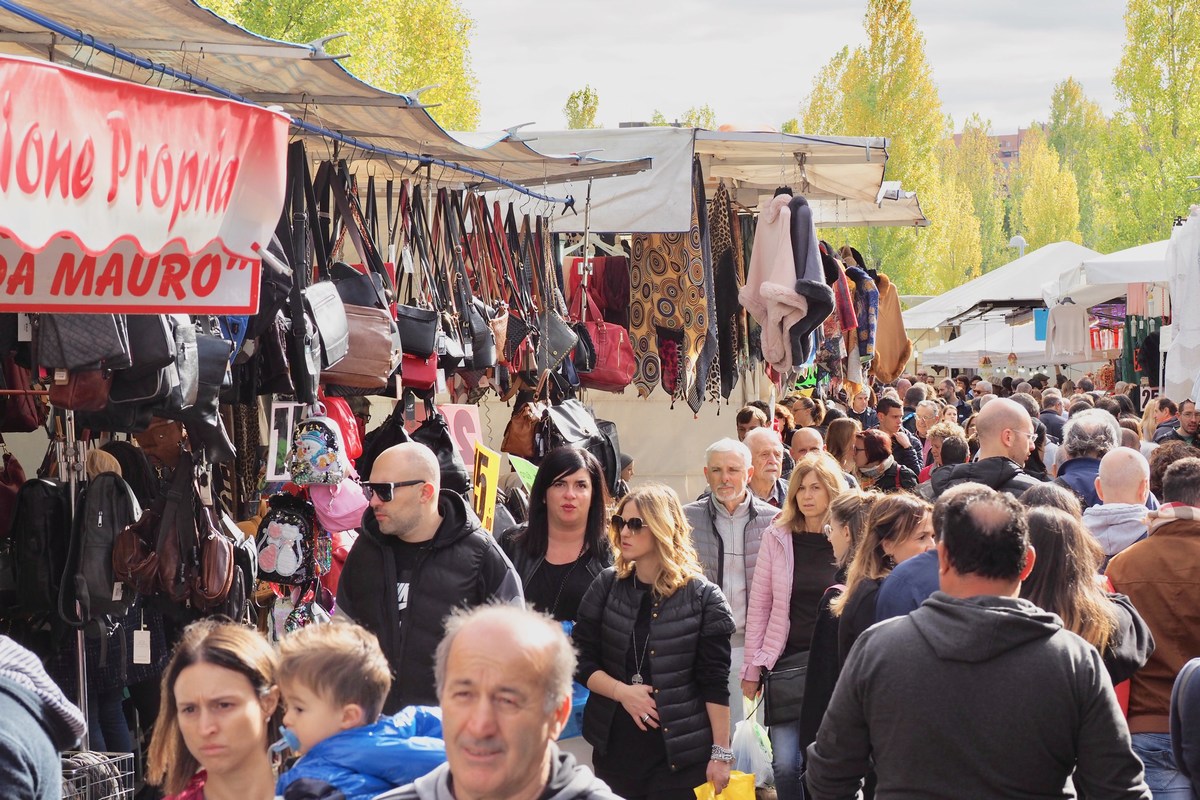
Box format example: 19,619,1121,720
684,437,779,734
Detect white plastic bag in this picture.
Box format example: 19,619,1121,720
731,717,773,787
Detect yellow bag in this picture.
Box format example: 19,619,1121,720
693,770,755,800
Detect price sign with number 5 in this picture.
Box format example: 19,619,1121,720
473,441,501,533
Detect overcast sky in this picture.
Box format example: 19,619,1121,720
463,0,1127,136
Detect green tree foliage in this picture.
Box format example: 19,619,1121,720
1047,78,1108,247
944,114,1007,273
564,85,601,129
1008,126,1082,250
801,0,949,292
648,105,718,129
202,0,480,130
780,118,800,134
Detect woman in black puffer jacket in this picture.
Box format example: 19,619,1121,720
573,484,735,800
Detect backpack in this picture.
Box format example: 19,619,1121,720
286,408,350,486
256,493,317,586
10,479,72,615
59,472,143,626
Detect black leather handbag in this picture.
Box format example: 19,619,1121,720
409,393,471,495
763,650,808,726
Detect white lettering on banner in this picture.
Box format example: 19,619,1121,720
0,54,288,314
440,404,482,472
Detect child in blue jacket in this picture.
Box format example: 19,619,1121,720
274,622,445,800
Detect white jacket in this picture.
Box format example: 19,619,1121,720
739,194,807,371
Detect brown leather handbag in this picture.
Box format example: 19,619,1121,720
320,303,401,389
112,505,162,596
501,399,545,460
189,500,235,612
48,369,112,411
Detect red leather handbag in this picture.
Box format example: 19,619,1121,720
319,395,363,461
401,352,437,392
575,287,635,393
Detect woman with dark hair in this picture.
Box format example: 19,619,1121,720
1021,507,1153,685
147,620,282,800
573,484,735,799
854,429,917,493
830,494,934,663
1021,481,1084,520
499,446,613,622
790,396,826,430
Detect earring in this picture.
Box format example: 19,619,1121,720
883,554,897,570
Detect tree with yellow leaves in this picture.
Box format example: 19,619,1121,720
1009,127,1082,251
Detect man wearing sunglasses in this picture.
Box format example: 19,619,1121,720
337,442,523,715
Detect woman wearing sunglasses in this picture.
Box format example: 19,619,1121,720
740,453,847,800
572,484,736,800
498,447,613,623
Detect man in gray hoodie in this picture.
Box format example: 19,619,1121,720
806,487,1150,800
1084,448,1152,562
377,605,618,800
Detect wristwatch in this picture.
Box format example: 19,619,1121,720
710,744,735,763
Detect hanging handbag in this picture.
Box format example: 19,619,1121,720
286,405,350,486
304,281,350,370
256,311,296,396
577,287,636,393
155,451,198,604
257,492,317,586
189,487,236,612
401,351,438,392
357,404,412,481
540,399,601,456
34,314,132,371
535,308,579,374
0,440,25,535
396,304,439,358
0,352,45,432
501,398,546,460
285,141,321,404
763,650,808,726
48,369,113,412
409,393,471,495
320,395,363,461
321,301,401,389
309,467,369,532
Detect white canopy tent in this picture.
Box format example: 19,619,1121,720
1044,240,1170,307
903,241,1100,331
490,127,919,233
919,321,1047,369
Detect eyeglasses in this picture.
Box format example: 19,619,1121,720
611,515,648,533
363,479,426,503
854,447,866,453
1006,429,1037,441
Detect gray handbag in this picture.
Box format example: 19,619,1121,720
35,314,131,371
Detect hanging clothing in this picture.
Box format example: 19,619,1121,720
687,159,719,413
1120,317,1162,385
1045,303,1090,363
871,273,911,384
787,196,836,366
709,183,742,398
845,266,879,363
629,175,712,400
740,194,808,373
1165,211,1200,401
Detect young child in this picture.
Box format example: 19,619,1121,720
275,622,445,800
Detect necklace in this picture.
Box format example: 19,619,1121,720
546,540,587,619
630,625,650,685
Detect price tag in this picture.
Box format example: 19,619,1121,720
198,475,213,506
16,313,31,342
401,246,415,275
133,630,151,665
111,582,124,602
53,368,68,385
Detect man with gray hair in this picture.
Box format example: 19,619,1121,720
1055,408,1124,510
1040,389,1067,442
743,427,788,507
1083,449,1153,561
380,604,618,800
685,437,777,733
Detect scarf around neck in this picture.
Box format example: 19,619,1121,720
859,456,896,481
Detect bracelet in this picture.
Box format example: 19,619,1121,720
710,744,735,763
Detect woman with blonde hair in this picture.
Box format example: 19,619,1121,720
148,620,282,800
799,490,880,761
740,453,846,800
573,484,736,800
831,494,934,663
825,417,861,474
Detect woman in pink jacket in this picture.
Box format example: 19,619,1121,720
740,453,847,800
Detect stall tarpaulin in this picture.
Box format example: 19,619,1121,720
0,54,288,313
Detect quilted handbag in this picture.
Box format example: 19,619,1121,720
35,314,131,371
304,281,350,370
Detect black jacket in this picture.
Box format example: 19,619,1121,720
337,490,523,713
869,462,918,494
930,456,1042,499
1040,410,1066,442
573,568,735,772
498,524,611,610
1101,592,1156,686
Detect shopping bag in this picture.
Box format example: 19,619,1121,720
731,717,773,788
693,770,755,800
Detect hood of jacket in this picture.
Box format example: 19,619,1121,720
279,709,446,799
1082,503,1149,556
1056,457,1102,506
911,592,1062,663
359,488,481,550
0,636,85,750
930,457,1028,495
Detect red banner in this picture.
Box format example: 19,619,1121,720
0,55,288,313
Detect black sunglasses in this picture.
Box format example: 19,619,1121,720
611,515,648,533
364,480,426,503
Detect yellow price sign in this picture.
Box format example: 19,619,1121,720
472,440,501,533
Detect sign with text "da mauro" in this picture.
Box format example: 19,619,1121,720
0,55,289,313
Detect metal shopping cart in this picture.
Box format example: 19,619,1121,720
61,751,135,800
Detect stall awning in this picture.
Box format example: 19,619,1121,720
808,182,928,228
489,127,896,233
1044,239,1170,307
919,321,1046,369
0,0,651,194
903,241,1100,330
